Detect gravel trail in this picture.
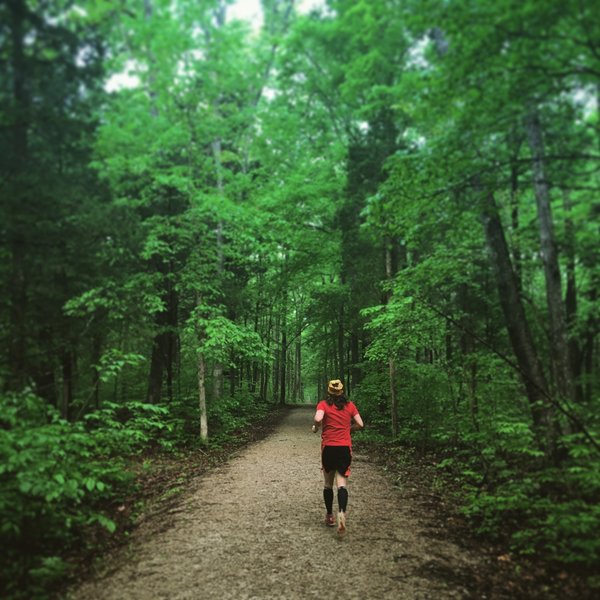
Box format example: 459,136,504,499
69,407,485,600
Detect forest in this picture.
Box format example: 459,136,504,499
1,0,599,597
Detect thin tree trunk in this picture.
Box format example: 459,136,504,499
338,303,345,381
350,328,360,392
280,323,287,405
385,237,398,436
510,157,522,290
470,359,479,432
261,305,273,402
562,190,583,403
196,290,209,444
296,335,302,402
165,276,178,404
582,288,597,403
91,331,102,409
526,108,574,406
61,349,73,420
147,292,176,404
198,351,208,445
33,326,56,405
208,3,227,402
251,295,261,394
8,0,29,388
272,312,280,402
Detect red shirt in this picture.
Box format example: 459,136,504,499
317,400,359,447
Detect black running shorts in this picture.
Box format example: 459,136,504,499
321,445,352,477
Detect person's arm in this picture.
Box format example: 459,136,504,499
350,413,364,433
312,409,325,433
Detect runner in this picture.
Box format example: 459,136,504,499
312,379,364,534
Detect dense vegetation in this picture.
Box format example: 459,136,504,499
1,0,598,596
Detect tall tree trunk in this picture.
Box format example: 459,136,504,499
280,321,287,405
147,335,165,404
91,331,102,409
260,306,272,402
295,335,302,402
480,191,554,452
582,288,597,403
525,108,574,406
272,312,280,402
251,296,261,394
196,291,209,444
33,326,56,405
144,0,177,405
385,237,398,436
7,0,29,388
211,137,225,404
350,327,360,392
147,285,177,404
562,190,583,402
198,351,208,445
469,359,479,432
207,3,227,403
165,276,178,403
61,348,73,420
510,156,522,290
338,303,345,381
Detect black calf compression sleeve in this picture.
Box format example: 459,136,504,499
338,486,348,512
323,488,334,513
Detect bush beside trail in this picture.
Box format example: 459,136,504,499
0,390,281,599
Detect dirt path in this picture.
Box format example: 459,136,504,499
69,407,488,600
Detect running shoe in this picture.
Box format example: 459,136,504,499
325,513,335,527
337,511,346,535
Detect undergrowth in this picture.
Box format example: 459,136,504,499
0,389,279,599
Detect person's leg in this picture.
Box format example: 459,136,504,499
322,450,336,526
335,472,348,512
323,469,335,512
335,472,348,534
335,447,351,514
334,447,352,534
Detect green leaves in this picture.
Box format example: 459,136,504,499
89,513,117,533
95,350,146,383
0,390,196,594
194,315,270,366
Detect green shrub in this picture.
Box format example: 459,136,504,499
0,391,175,598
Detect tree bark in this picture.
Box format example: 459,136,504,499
7,0,29,388
211,138,225,403
196,291,209,444
350,327,360,392
385,237,398,436
562,190,583,402
207,3,227,401
91,331,102,409
147,282,178,404
296,335,303,402
260,305,273,402
525,108,574,406
280,319,287,405
61,348,73,420
338,303,345,380
510,157,522,290
272,312,280,402
480,191,553,449
198,351,208,445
